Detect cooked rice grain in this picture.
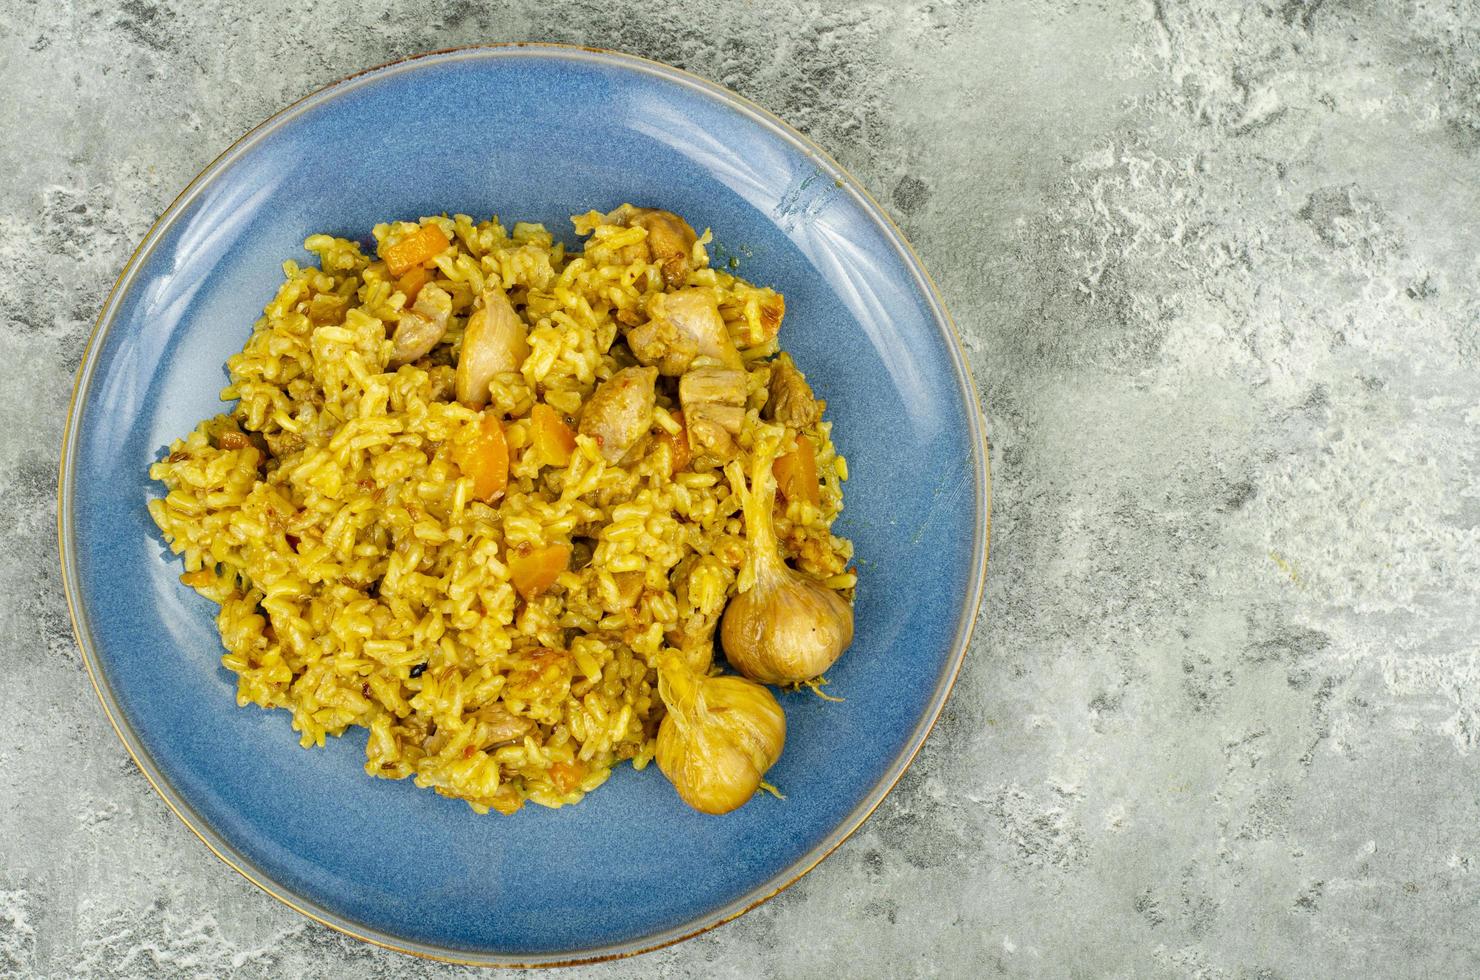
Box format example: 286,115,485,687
148,208,852,814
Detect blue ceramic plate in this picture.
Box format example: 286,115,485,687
59,45,988,966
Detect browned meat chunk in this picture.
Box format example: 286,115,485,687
627,310,700,376
764,352,820,428
579,366,658,462
473,704,533,749
389,284,453,367
680,367,747,463
634,288,741,377
613,206,700,287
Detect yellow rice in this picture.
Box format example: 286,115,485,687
147,209,853,814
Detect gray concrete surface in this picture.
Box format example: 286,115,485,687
5,0,1480,976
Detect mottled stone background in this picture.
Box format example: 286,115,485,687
6,0,1480,976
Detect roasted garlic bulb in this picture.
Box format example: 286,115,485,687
720,435,854,685
655,652,786,814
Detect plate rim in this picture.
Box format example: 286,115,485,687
56,42,991,968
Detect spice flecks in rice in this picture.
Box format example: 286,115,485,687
147,209,851,814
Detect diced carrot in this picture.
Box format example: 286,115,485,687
394,264,432,302
773,435,819,505
508,543,572,600
549,759,588,794
452,411,509,502
381,224,451,277
658,410,691,475
530,403,577,467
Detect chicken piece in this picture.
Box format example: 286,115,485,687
679,367,747,463
613,206,700,287
627,310,699,376
630,288,742,376
472,704,533,749
764,352,820,428
578,366,658,463
680,366,747,408
389,284,453,366
455,285,529,408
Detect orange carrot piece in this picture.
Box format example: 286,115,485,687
381,224,451,277
549,759,588,794
658,410,692,475
773,435,819,505
530,403,577,467
452,411,509,502
394,264,432,302
509,543,572,600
